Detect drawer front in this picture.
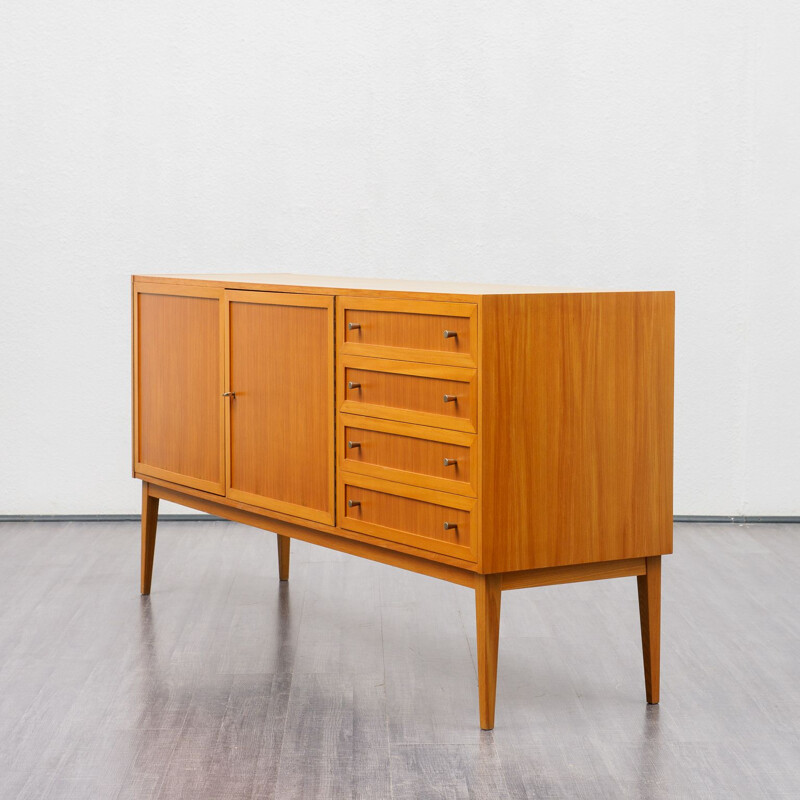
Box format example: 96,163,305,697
339,356,477,433
338,297,477,367
339,476,477,562
339,414,476,497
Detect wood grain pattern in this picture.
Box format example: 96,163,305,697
339,474,477,562
225,291,334,525
339,414,476,497
338,296,477,367
638,555,661,704
479,291,674,572
140,482,158,595
340,356,477,433
133,282,225,494
475,573,501,730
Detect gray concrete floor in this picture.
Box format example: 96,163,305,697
0,520,798,799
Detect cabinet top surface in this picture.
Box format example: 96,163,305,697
133,273,672,300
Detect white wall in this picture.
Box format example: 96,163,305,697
1,1,798,516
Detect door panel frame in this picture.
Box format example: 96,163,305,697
223,290,335,525
132,281,226,494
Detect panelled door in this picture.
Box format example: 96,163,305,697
133,283,226,494
224,291,335,525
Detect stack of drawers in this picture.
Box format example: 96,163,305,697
336,297,479,564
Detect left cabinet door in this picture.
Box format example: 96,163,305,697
133,283,226,494
225,290,335,525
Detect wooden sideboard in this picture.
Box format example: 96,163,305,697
132,273,674,730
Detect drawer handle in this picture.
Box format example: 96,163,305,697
443,329,457,339
348,499,361,508
348,381,361,390
222,391,236,398
443,394,458,403
443,458,458,467
443,522,457,531
348,322,361,330
347,441,361,449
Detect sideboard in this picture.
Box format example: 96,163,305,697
132,273,674,729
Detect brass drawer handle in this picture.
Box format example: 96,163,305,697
443,330,457,339
348,322,361,330
222,391,236,398
347,441,361,449
443,522,457,530
443,458,457,467
443,394,457,403
348,381,361,390
348,499,361,508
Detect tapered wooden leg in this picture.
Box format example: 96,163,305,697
476,574,502,730
637,555,661,703
277,534,290,581
140,482,159,596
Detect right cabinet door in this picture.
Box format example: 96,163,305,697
224,291,334,525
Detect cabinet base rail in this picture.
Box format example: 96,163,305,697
140,480,661,730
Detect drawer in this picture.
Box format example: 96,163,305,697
339,356,477,433
338,297,477,367
339,414,476,497
339,475,477,562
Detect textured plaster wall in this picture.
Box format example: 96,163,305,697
1,1,798,515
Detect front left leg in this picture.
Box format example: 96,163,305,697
476,573,502,730
140,482,159,595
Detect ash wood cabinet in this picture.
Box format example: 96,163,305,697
133,273,674,730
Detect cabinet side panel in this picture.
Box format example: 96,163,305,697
136,289,224,493
480,292,674,572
